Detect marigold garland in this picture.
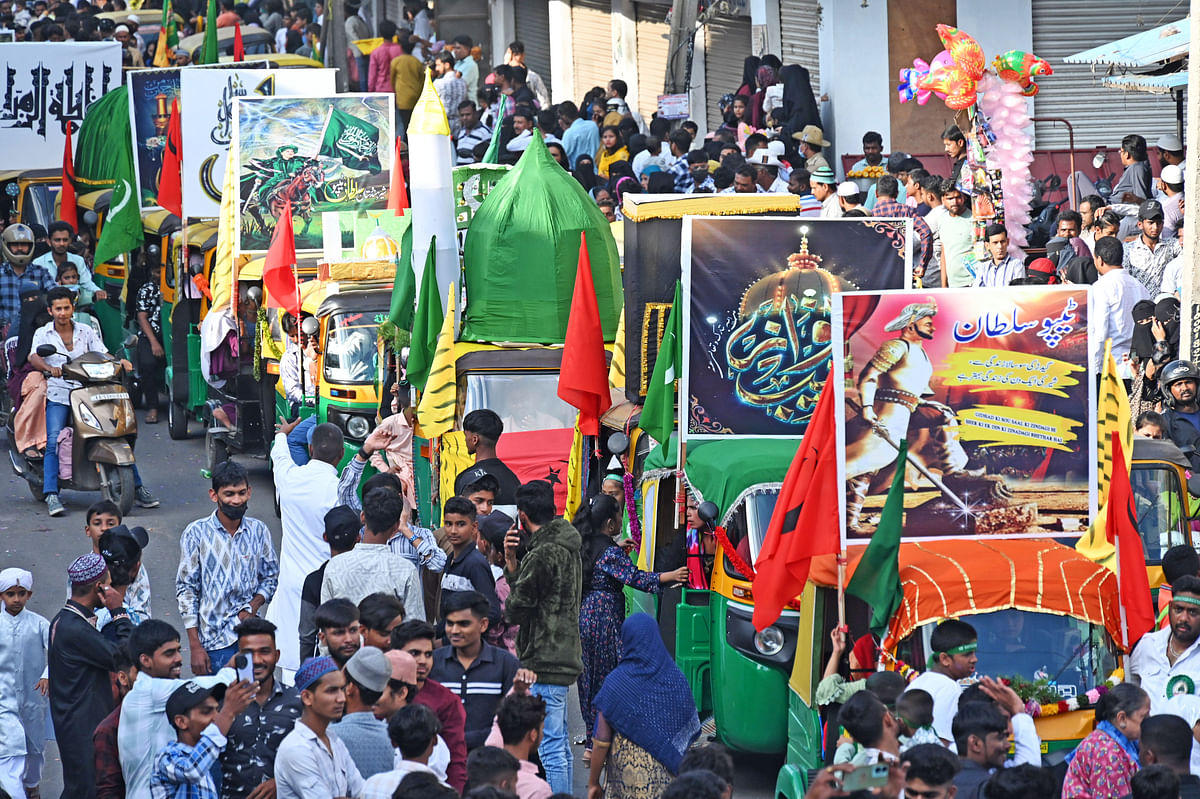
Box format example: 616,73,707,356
623,472,642,550
1001,669,1124,718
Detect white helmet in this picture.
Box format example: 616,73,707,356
1,223,35,267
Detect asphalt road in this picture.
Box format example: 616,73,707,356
0,412,781,798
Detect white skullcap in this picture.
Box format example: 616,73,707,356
0,568,33,592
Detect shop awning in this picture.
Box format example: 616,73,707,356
1065,17,1189,68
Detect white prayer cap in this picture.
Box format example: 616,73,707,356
0,568,33,592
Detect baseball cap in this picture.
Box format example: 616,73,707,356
1024,257,1058,284
886,151,912,173
324,505,361,545
1161,164,1184,185
1138,199,1165,220
810,165,836,185
837,181,859,198
385,649,419,684
165,681,226,724
109,524,149,550
478,510,515,550
1157,133,1184,152
345,646,391,694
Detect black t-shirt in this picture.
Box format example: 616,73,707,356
455,458,521,505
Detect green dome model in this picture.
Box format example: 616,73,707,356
461,131,622,344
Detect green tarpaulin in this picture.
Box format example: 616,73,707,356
461,132,622,344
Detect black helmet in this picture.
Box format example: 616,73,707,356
1160,360,1200,408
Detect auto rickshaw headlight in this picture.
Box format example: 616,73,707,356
345,415,371,440
753,626,785,656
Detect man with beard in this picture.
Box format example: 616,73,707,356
314,598,362,668
177,460,280,676
842,301,999,530
1158,361,1200,472
119,620,237,796
1130,575,1200,712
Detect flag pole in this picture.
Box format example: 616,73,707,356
1112,431,1131,651
837,553,847,633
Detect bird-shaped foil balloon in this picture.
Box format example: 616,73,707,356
936,24,986,79
918,64,977,110
993,50,1053,96
898,58,931,104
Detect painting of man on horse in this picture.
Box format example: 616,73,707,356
241,145,325,238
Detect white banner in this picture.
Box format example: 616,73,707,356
0,42,122,170
180,68,336,219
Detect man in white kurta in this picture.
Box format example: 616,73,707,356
266,419,346,679
0,568,49,799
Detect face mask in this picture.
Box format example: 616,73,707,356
219,501,248,520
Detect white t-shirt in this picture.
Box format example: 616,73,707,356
30,320,108,405
905,671,963,744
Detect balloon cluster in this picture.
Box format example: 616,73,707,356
976,73,1035,253
900,25,1052,110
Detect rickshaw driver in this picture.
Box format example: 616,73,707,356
1130,574,1200,713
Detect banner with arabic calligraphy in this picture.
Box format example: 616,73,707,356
180,69,336,219
452,164,509,264
0,42,121,170
831,287,1094,546
234,93,394,254
680,216,911,439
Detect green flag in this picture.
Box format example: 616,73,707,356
202,0,218,65
481,95,507,165
318,107,382,173
845,439,908,638
73,86,131,191
406,238,442,392
90,87,144,266
641,281,681,449
388,224,416,328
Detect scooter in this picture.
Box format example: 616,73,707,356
6,344,140,515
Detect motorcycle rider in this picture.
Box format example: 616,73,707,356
26,287,159,517
1158,360,1200,471
0,223,56,338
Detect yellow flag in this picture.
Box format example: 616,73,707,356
607,307,626,390
565,416,584,519
416,285,457,439
1076,338,1130,567
210,151,237,313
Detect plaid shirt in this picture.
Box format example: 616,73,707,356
1123,235,1182,296
871,198,932,274
176,512,280,649
667,153,692,193
0,260,55,329
149,725,227,799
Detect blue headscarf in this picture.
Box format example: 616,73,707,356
593,613,701,774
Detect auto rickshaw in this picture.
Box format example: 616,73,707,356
0,168,60,229
163,220,219,439
177,25,276,62
1130,435,1200,585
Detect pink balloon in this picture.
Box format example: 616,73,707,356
927,50,954,98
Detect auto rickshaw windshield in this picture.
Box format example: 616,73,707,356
1131,464,1189,560
722,489,778,580
910,609,1119,699
324,312,379,384
463,373,578,432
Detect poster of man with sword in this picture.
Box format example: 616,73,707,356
833,287,1095,544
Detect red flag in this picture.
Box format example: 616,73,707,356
1106,432,1155,651
387,136,409,215
60,124,78,230
263,199,301,315
751,380,840,631
157,98,183,217
233,24,245,61
557,232,611,435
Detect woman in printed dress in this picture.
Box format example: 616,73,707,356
576,494,687,763
1062,683,1150,799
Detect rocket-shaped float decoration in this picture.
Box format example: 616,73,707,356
408,69,459,315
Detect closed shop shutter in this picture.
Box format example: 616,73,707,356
515,1,553,98
1032,0,1182,148
704,13,752,126
572,0,614,104
635,4,671,121
778,0,821,89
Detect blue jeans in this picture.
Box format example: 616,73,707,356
288,415,318,465
43,401,71,494
44,400,145,495
532,683,572,793
205,643,238,674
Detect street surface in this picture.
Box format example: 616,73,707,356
0,413,782,797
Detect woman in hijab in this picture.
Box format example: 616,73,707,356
586,614,702,799
646,172,676,194
1131,297,1181,416
748,64,779,129
736,55,761,98
574,154,599,193
639,164,663,191
610,176,641,221
778,63,820,134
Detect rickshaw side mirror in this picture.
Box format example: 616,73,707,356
301,317,320,337
35,344,56,358
146,244,161,259
83,210,99,226
698,501,720,527
1092,153,1106,170
607,432,629,455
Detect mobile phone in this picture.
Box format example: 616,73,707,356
838,763,889,792
233,651,254,684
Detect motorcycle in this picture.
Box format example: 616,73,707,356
6,344,139,514
1024,173,1068,249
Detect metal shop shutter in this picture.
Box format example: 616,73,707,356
635,3,671,121
778,0,821,89
515,0,553,100
704,12,752,127
1031,0,1182,148
572,0,614,104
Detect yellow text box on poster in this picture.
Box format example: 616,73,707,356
936,348,1084,399
957,405,1082,451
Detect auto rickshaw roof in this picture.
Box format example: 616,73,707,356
454,345,565,377
179,25,272,57
184,222,219,250
233,52,325,68
642,436,800,526
313,286,392,318
1132,435,1192,470
77,189,111,213
0,168,60,183
810,539,1122,648
142,208,181,237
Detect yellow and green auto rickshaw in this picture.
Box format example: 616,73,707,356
163,220,219,439
0,168,60,229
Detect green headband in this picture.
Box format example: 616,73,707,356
927,642,977,669
1172,595,1200,609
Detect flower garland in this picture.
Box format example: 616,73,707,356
623,472,642,550
713,525,755,579
1003,669,1124,718
877,649,920,683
